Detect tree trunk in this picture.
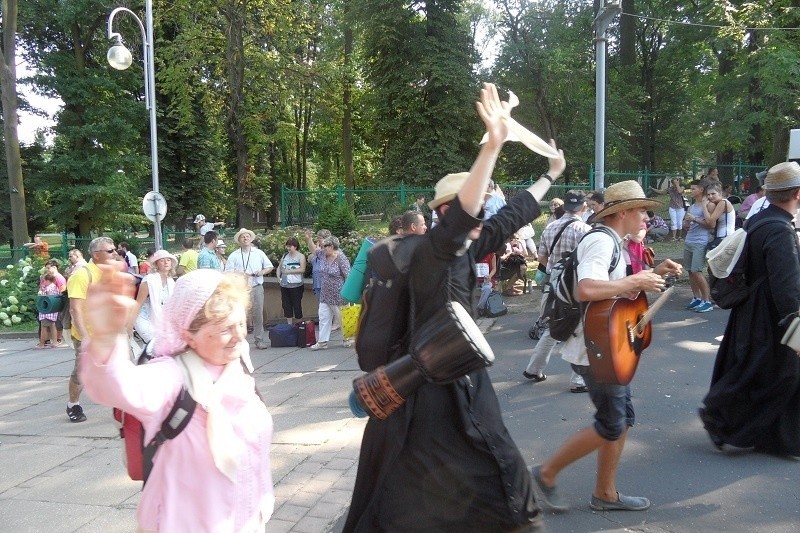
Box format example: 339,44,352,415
0,0,30,259
223,0,252,228
342,1,354,189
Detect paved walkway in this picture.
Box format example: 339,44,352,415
2,286,798,532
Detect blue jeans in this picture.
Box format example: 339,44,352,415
571,364,634,441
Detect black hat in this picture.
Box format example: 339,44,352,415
563,190,587,212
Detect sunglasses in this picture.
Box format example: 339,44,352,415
323,244,333,248
97,249,116,254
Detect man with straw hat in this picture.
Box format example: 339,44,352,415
531,180,682,513
345,83,563,532
225,228,273,349
699,162,800,456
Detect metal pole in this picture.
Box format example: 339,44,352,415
593,3,622,191
107,3,162,250
594,34,606,191
144,0,162,250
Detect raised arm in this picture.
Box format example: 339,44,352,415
525,139,565,202
456,83,510,216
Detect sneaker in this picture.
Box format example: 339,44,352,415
522,371,547,382
531,465,569,512
309,342,328,351
685,298,702,310
67,405,87,423
590,492,651,511
694,301,714,313
255,341,269,350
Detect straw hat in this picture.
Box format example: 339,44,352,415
763,162,800,191
234,228,256,243
589,181,662,221
149,249,178,267
428,172,492,210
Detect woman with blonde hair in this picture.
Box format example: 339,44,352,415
80,268,274,531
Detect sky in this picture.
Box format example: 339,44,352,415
17,59,61,145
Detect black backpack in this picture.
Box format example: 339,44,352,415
542,227,620,341
707,217,785,309
355,234,426,371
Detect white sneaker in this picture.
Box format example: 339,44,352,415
310,342,328,351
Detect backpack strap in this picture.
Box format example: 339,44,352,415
141,387,197,485
583,226,621,274
546,219,575,257
140,356,264,485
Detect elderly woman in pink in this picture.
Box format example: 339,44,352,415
80,268,274,532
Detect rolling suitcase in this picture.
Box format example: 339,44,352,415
296,321,316,348
269,323,298,348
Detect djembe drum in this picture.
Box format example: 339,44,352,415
351,301,495,420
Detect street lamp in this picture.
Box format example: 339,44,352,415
593,1,622,191
107,1,163,250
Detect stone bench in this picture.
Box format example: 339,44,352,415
260,277,319,323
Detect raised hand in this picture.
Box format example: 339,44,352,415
85,264,137,340
546,139,566,180
475,83,510,149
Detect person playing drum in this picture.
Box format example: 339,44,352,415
343,83,565,532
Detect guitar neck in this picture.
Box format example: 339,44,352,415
636,286,675,332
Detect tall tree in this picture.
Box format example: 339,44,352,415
356,0,479,185
0,0,30,253
18,0,151,236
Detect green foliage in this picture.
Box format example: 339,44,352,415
253,224,380,271
316,202,359,237
0,256,47,327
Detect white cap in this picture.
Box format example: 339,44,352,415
193,214,206,223
216,239,226,248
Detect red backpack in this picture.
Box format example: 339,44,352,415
113,345,196,483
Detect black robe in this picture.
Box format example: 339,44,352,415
344,191,543,532
701,205,800,455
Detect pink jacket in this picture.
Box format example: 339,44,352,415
80,341,274,532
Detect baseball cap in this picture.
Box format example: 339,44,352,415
193,214,206,223
562,190,587,212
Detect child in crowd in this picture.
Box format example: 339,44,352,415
37,273,61,349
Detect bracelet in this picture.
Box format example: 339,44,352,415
540,173,554,184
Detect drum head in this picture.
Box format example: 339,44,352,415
447,301,495,363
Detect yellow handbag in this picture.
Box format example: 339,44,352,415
341,304,361,338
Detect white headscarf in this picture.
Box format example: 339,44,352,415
154,269,223,358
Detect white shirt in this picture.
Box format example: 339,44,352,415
224,247,273,286
745,197,770,219
558,227,626,367
198,222,216,235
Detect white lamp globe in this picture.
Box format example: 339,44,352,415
107,44,133,70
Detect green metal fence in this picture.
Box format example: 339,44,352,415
279,180,595,228
0,230,233,264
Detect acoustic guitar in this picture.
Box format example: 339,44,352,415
584,286,674,385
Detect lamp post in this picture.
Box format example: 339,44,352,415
107,1,163,250
593,1,622,191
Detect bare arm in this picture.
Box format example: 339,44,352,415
304,230,319,255
703,200,728,224
577,272,666,302
127,281,150,332
525,139,565,202
456,83,509,216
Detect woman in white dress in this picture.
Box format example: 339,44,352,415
128,249,177,343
